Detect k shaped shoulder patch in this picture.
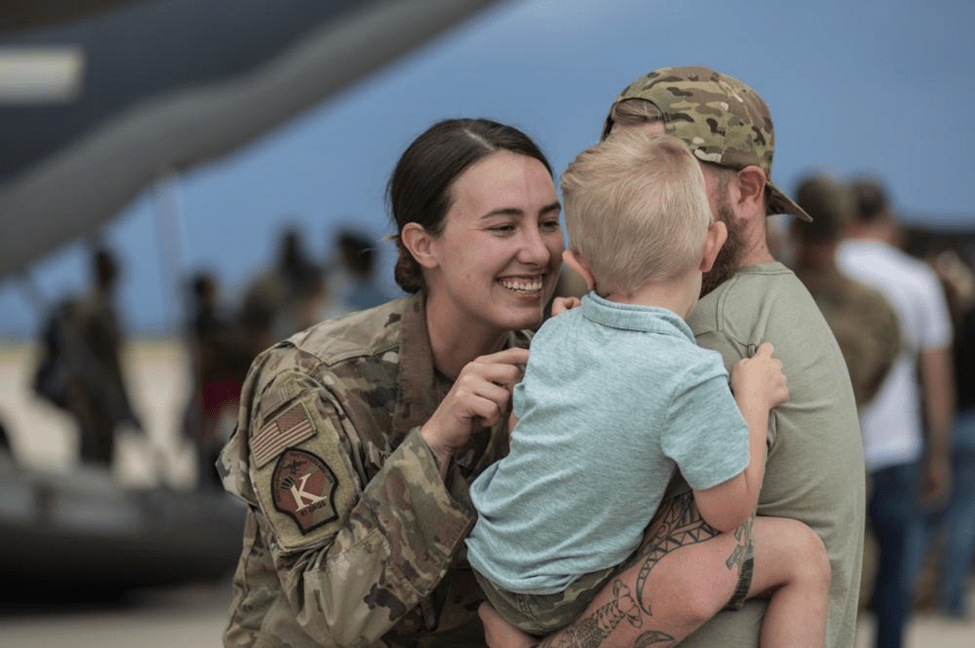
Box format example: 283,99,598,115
271,448,339,533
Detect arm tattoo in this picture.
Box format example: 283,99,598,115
635,632,676,647
726,516,752,570
536,581,644,648
536,492,722,648
634,491,720,615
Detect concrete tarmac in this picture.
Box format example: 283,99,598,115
856,610,975,648
0,577,972,648
0,578,233,648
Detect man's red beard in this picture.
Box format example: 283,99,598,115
701,198,746,297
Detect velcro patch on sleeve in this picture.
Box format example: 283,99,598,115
271,448,339,534
252,402,316,468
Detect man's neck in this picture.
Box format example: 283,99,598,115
739,246,776,268
743,225,776,266
738,212,777,267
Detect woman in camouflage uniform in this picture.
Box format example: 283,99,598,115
219,118,564,647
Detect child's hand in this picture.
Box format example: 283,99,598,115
731,342,789,411
550,296,582,316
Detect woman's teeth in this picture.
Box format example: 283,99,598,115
501,277,543,293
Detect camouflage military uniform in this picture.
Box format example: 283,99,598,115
796,266,901,408
67,288,137,465
219,292,529,647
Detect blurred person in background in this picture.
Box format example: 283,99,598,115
765,213,794,266
926,248,975,618
238,225,325,360
791,173,901,409
60,247,141,469
837,177,954,648
790,173,903,630
0,417,12,472
320,227,393,319
183,271,250,488
0,417,10,456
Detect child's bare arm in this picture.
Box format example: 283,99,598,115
731,342,789,498
693,343,788,531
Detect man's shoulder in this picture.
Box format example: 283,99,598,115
840,238,927,281
876,243,938,285
691,263,808,331
893,250,944,297
708,262,803,298
841,240,946,314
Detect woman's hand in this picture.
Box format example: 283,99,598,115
420,347,528,474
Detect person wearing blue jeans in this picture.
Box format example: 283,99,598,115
937,411,975,616
839,178,954,648
911,257,975,619
932,297,975,617
869,462,927,647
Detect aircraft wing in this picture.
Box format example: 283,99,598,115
0,0,503,282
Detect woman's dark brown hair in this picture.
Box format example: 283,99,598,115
386,118,552,293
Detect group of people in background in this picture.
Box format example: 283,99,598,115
183,225,394,488
26,226,392,490
184,225,390,486
782,172,975,646
15,64,975,648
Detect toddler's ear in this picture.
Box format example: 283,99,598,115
700,221,728,273
562,250,596,291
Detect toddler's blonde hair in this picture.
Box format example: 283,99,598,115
560,131,712,295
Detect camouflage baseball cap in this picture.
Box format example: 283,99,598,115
602,66,812,222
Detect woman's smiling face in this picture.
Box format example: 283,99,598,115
425,149,563,336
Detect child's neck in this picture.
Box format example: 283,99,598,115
599,270,700,320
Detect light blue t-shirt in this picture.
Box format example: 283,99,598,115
466,293,750,594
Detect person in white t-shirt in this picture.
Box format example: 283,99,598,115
837,177,954,648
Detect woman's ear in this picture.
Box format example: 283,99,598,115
400,222,438,269
700,220,728,272
562,250,596,291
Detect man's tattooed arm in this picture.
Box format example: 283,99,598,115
534,491,738,648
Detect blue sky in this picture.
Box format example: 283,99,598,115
1,0,974,338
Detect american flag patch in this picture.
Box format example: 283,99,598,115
252,403,316,467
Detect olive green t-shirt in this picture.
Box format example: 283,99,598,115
682,263,865,648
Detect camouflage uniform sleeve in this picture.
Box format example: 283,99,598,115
247,368,475,647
